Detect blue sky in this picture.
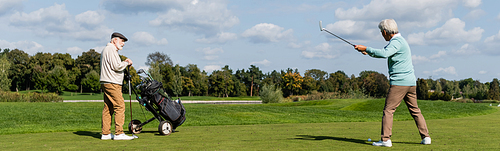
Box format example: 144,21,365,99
1,0,499,82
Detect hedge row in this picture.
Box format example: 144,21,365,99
0,91,63,102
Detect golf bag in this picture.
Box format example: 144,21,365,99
128,68,186,135
139,80,186,128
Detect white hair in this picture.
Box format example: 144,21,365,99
378,19,398,34
110,37,121,43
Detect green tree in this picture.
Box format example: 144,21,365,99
435,82,442,93
81,70,101,92
300,76,317,95
0,54,12,91
304,69,327,81
281,72,303,96
417,78,429,100
184,64,202,96
262,70,282,87
260,84,284,103
172,65,183,97
246,65,263,96
75,49,100,92
327,71,349,93
145,52,173,67
32,65,48,93
360,71,389,98
209,65,234,97
47,66,69,94
5,49,30,91
149,61,163,83
488,78,500,100
182,76,194,96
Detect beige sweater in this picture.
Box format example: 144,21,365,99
99,43,129,85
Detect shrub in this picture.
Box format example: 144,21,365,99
481,100,499,103
260,84,284,103
0,91,63,102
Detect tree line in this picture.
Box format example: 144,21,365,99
1,48,499,101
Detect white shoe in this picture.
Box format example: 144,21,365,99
101,134,114,140
113,133,135,140
421,137,431,145
372,139,392,147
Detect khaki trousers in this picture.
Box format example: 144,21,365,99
101,83,125,135
381,85,430,141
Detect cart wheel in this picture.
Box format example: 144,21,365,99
128,120,143,134
158,121,172,136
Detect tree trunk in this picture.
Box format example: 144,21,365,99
250,75,254,97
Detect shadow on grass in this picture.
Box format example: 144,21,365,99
294,135,371,145
72,130,179,138
73,131,101,139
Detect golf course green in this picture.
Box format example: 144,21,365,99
1,99,499,150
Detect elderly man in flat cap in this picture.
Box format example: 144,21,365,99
100,32,135,140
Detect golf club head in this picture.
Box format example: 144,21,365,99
319,21,323,31
137,69,145,74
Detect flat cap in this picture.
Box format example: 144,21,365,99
111,32,128,42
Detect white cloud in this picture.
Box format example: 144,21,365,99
92,46,106,52
484,30,500,54
197,47,223,55
288,41,311,49
0,40,43,55
9,3,113,41
197,47,223,61
102,0,188,14
195,32,237,44
479,70,487,74
131,32,168,46
407,18,483,45
430,51,447,59
203,65,220,73
324,20,378,42
66,46,83,55
485,30,500,43
250,59,271,66
463,9,486,20
463,0,481,8
334,0,456,28
149,0,239,36
412,55,430,64
301,43,337,59
75,11,105,27
241,23,294,43
432,66,458,76
0,0,23,16
450,43,480,55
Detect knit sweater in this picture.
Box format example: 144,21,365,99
99,43,129,85
365,34,416,86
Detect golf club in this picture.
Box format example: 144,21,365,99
127,66,139,139
319,21,356,47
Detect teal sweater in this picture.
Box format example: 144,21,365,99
365,34,416,86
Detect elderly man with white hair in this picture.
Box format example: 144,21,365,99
100,32,135,140
355,19,431,147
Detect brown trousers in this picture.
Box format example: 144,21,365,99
381,85,430,141
101,84,125,135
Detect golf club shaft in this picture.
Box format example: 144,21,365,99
128,66,133,122
322,28,355,47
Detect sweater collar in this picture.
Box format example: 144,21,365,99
391,33,402,40
107,43,118,51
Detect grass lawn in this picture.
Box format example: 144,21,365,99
0,99,498,150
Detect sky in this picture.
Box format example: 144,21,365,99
0,0,499,82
